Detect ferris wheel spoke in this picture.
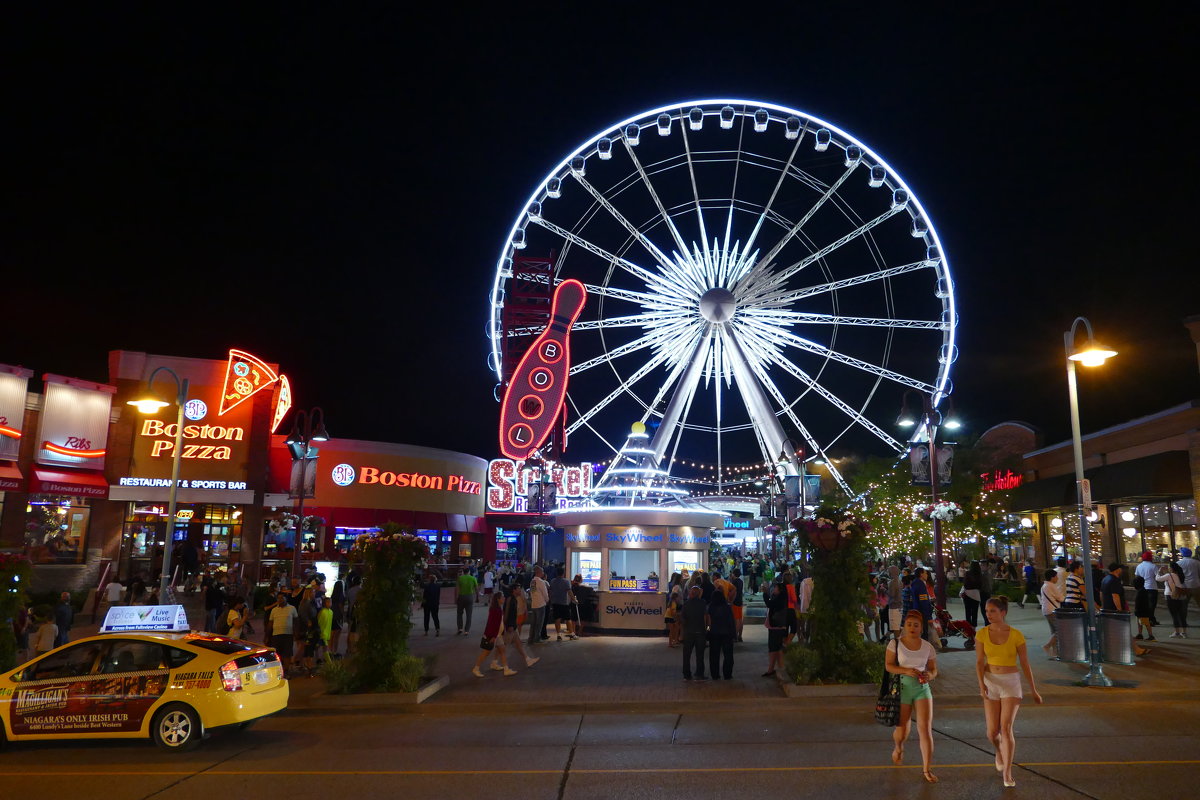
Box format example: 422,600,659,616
569,323,694,375
647,325,711,462
740,205,908,306
752,260,934,308
740,320,934,392
568,312,689,333
531,217,668,292
677,118,712,265
621,137,692,257
571,173,679,276
565,348,676,436
582,283,693,311
735,131,805,281
756,348,905,452
736,159,859,293
741,308,948,330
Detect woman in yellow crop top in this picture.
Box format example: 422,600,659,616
975,595,1042,788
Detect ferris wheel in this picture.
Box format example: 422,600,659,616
487,99,957,494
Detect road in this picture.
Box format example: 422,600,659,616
2,700,1196,800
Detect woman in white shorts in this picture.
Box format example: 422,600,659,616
975,595,1043,788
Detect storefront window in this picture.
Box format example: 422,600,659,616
608,549,659,590
1171,498,1197,556
1116,505,1144,563
495,529,522,562
25,495,90,564
1143,502,1172,561
570,550,601,586
668,550,701,578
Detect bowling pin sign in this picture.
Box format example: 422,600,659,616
499,279,587,460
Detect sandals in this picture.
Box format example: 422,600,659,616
891,745,904,765
922,771,939,784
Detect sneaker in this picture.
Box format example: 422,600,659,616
557,635,563,641
489,662,504,671
503,668,517,676
1135,634,1144,640
526,656,540,668
568,634,578,640
471,667,484,678
1170,632,1181,638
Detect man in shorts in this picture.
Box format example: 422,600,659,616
731,569,746,641
548,572,576,640
268,592,298,676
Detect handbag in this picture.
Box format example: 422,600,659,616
874,642,901,727
479,635,495,650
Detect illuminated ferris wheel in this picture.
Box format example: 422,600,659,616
487,99,957,494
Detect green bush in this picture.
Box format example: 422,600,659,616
783,639,884,685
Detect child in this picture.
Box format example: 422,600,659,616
1133,574,1154,641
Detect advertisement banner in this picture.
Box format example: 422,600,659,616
598,592,665,630
36,376,116,470
910,444,954,487
100,604,190,633
9,672,168,736
315,442,486,515
0,365,32,461
487,458,594,512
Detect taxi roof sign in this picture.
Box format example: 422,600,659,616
100,604,190,633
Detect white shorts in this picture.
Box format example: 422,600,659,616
984,670,1023,700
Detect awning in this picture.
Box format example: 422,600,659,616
30,468,109,498
0,463,24,491
1009,450,1192,511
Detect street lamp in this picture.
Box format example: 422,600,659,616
897,391,961,609
284,407,329,579
128,367,189,600
1064,316,1117,687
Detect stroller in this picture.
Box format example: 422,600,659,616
934,606,976,649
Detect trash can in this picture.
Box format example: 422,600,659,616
1054,608,1088,663
1099,610,1135,665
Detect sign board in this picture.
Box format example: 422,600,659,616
910,444,954,487
100,604,190,633
36,375,116,470
0,365,33,461
565,527,709,550
314,442,486,515
487,458,594,512
608,577,659,592
1080,479,1092,513
598,592,665,630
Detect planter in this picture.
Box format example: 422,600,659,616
809,529,852,552
308,674,449,707
781,681,876,698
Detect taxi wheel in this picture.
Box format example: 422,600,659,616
151,703,203,752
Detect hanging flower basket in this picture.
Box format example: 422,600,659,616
793,508,870,553
914,501,963,522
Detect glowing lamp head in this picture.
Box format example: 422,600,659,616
127,396,170,414
895,409,917,428
630,421,646,435
1068,341,1117,367
311,423,330,442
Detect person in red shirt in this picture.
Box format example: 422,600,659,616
472,592,515,677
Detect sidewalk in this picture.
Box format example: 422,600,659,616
62,592,1200,712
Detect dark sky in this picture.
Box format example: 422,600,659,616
5,6,1196,467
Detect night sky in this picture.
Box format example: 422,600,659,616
6,6,1197,469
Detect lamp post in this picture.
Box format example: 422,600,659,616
284,407,329,580
1064,316,1117,687
897,391,961,609
127,367,189,601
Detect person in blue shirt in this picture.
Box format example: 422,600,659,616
911,567,939,649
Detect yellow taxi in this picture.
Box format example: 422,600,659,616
0,605,288,751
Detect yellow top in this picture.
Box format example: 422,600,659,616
980,625,1025,667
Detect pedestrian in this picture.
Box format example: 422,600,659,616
456,567,478,635
205,576,226,632
13,604,30,663
527,566,549,646
1102,562,1148,657
571,574,595,637
664,573,682,647
226,597,248,640
680,585,708,680
53,592,74,648
979,557,995,610
421,573,442,636
763,577,788,677
1134,551,1161,627
472,592,515,677
1132,574,1154,642
886,610,939,783
1038,568,1063,657
344,574,361,656
886,565,903,635
960,561,983,629
975,596,1043,788
1061,561,1088,611
503,583,537,668
268,593,298,676
706,588,735,679
1155,561,1189,638
548,571,577,640
102,577,125,614
482,564,495,605
1019,561,1038,608
731,569,745,642
1178,547,1200,617
329,579,345,656
911,567,939,649
33,608,58,656
782,571,799,646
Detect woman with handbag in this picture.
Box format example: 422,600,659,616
472,592,514,677
1156,561,1189,637
885,610,939,783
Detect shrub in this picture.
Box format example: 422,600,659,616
784,639,884,685
0,553,32,671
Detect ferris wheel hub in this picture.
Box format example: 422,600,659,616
698,287,736,323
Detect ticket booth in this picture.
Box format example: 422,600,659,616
559,507,725,633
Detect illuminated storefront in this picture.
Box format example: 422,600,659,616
263,437,487,580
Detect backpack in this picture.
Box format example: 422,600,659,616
216,607,232,635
